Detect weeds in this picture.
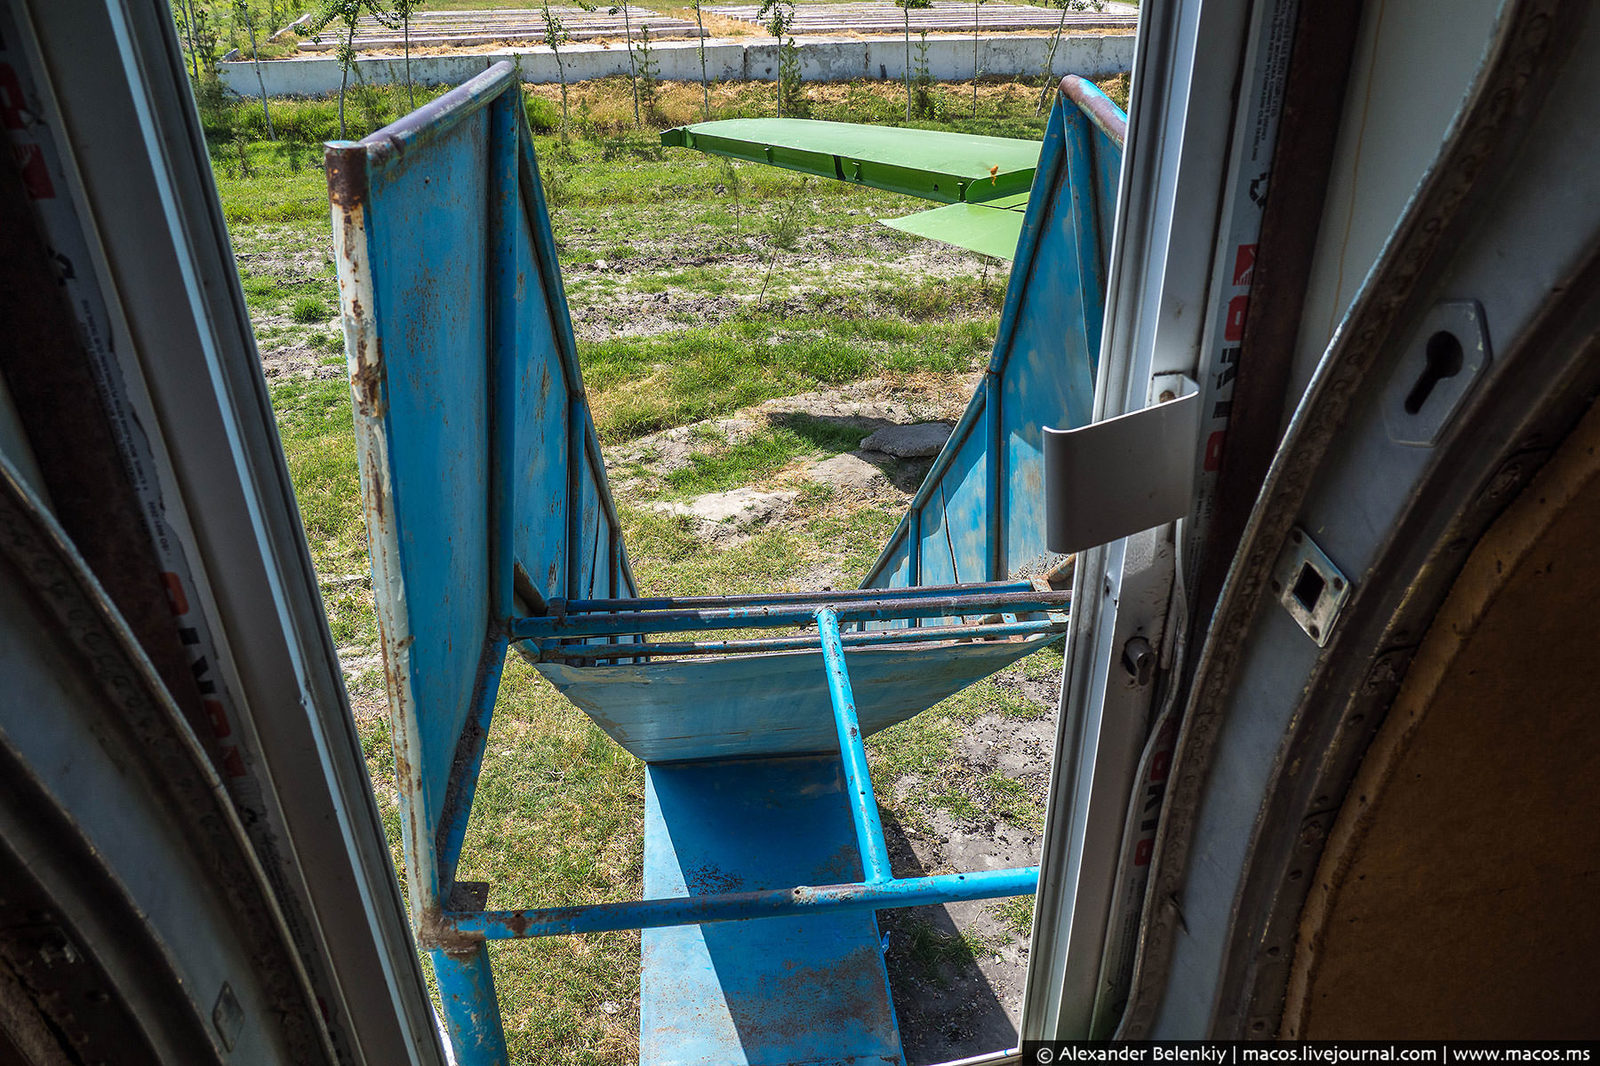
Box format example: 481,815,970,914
636,25,664,125
912,30,935,119
599,132,663,162
350,80,392,135
758,0,800,117
756,188,805,304
292,295,329,323
718,159,743,234
765,185,806,250
232,129,255,177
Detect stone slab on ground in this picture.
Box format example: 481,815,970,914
804,451,893,493
860,421,952,458
649,487,797,536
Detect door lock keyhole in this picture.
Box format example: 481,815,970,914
1404,330,1464,415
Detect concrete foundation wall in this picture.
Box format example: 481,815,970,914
218,33,1133,97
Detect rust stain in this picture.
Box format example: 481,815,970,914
324,145,370,208
1060,74,1128,148
417,904,486,955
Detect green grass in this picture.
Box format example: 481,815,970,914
895,916,999,990
586,315,992,442
268,377,377,648
210,138,338,224
291,294,329,323
990,894,1035,939
662,415,863,496
454,656,644,1060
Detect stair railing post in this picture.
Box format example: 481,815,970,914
815,606,893,884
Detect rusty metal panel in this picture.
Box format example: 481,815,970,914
333,87,496,870
329,64,637,928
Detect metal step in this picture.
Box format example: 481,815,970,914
641,755,905,1066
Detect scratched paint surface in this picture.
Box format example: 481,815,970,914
641,756,903,1066
343,69,636,864
999,103,1110,573
361,113,496,824
864,84,1123,589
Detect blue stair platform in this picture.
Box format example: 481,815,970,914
642,756,902,1066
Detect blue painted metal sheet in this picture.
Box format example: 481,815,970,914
535,632,1058,762
336,88,498,866
330,63,637,928
331,64,1094,1066
864,78,1125,589
641,756,903,1066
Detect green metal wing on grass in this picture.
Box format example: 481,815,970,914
660,117,1038,259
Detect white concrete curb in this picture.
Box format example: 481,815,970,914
219,33,1132,96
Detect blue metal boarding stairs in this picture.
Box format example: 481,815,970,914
327,64,1122,1066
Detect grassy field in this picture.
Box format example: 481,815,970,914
223,72,1121,1062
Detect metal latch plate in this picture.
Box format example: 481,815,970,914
1271,528,1350,646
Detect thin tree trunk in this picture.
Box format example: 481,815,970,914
180,0,202,83
247,15,275,137
1038,1,1070,114
903,5,912,121
338,16,354,138
973,0,979,116
404,15,414,107
557,51,569,135
694,0,710,120
620,2,641,127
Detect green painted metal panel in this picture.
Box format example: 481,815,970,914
662,117,1039,204
881,201,1026,260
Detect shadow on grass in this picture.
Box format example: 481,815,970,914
879,814,1019,1065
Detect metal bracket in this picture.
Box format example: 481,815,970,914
1043,385,1201,555
1383,300,1491,447
1271,528,1350,646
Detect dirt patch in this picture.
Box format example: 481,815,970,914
608,372,977,498
883,672,1059,1063
562,226,998,341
